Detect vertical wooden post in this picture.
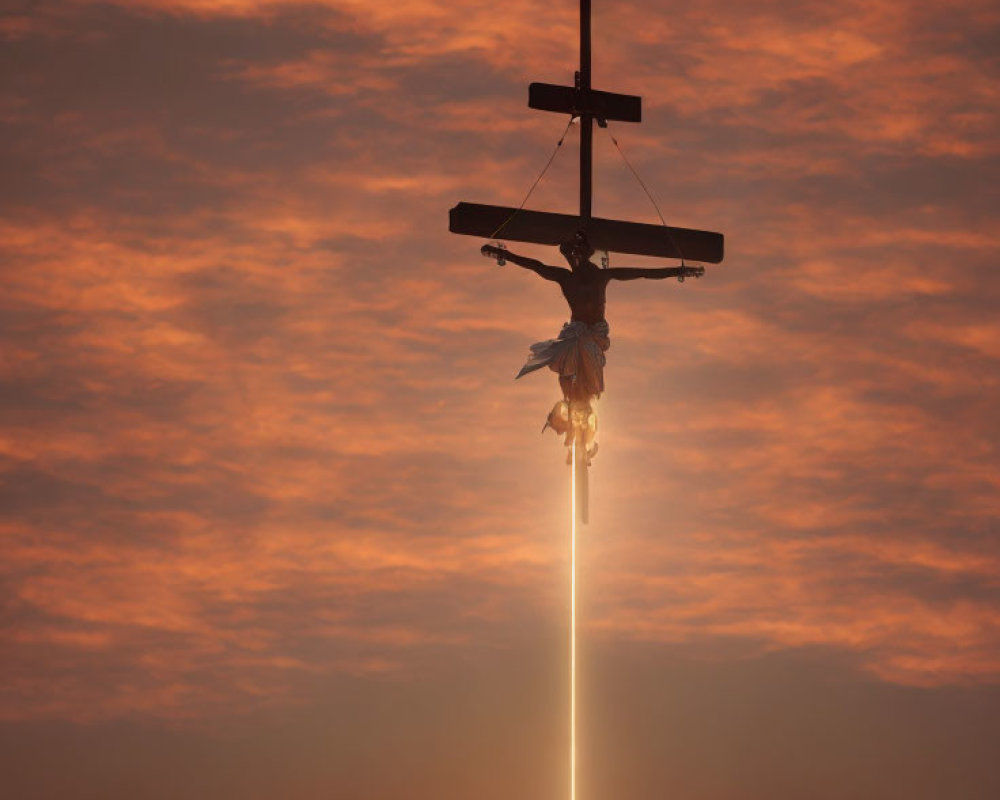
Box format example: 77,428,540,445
579,0,593,224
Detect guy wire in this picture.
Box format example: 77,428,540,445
604,125,687,266
489,117,575,240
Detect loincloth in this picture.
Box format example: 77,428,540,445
515,319,611,398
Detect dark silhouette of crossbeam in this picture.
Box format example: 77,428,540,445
528,83,641,123
449,202,724,263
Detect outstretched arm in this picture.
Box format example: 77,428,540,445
481,244,567,282
605,265,704,281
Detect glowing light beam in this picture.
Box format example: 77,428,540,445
570,439,577,800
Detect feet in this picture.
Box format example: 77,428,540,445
543,400,571,436
544,398,598,462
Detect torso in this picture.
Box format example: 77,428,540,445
559,266,608,324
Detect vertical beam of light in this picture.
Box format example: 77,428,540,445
570,440,577,800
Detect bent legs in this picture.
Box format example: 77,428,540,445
546,376,598,462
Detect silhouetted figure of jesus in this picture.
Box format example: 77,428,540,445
482,232,702,457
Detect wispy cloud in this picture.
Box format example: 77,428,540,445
1,0,998,726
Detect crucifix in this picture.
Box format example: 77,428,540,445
449,7,724,796
449,0,724,524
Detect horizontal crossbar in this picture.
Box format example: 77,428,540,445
528,83,642,123
449,202,724,263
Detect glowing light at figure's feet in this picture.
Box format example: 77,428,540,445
570,440,577,800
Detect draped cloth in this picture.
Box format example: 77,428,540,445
516,319,611,398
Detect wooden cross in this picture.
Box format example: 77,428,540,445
448,0,725,264
448,0,725,523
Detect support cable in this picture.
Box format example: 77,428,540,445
604,125,687,265
489,118,576,240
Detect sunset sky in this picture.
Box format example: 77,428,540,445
2,0,999,798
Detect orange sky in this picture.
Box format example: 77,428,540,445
2,1,999,798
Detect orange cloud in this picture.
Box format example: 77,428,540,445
2,0,998,727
